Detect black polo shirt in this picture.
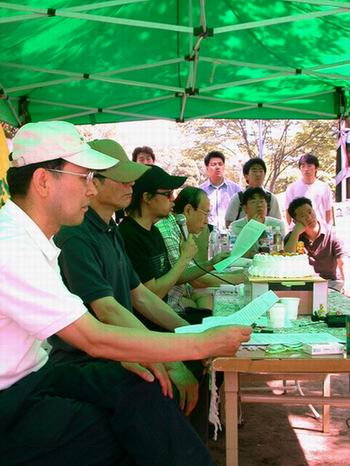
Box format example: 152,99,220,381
49,208,141,361
54,207,140,308
118,216,171,285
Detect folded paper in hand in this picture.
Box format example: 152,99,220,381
175,290,279,334
214,219,266,272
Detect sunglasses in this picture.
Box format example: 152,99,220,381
154,190,174,199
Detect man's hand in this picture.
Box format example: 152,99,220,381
203,325,252,357
165,362,199,415
210,250,230,266
293,222,307,236
121,362,173,398
253,212,265,224
179,234,198,262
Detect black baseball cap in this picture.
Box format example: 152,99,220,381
133,165,187,196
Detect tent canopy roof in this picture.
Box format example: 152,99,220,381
1,0,350,126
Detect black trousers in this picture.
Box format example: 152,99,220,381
0,361,216,466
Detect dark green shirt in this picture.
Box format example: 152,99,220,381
49,208,140,361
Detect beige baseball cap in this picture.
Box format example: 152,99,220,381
10,121,117,170
88,139,150,183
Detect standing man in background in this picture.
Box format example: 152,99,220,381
285,153,333,227
132,145,156,165
200,150,241,231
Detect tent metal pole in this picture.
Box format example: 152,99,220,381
0,14,42,24
214,8,348,34
0,88,21,126
96,58,184,76
49,110,97,121
188,105,257,119
272,89,335,103
310,59,350,71
201,71,294,92
0,2,46,13
0,2,192,33
306,71,350,80
92,76,182,93
65,0,147,12
0,62,83,78
263,103,336,118
102,109,174,120
106,95,173,110
53,10,192,33
6,78,82,93
200,56,293,73
284,0,350,9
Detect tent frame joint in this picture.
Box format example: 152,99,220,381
193,26,213,37
47,8,56,17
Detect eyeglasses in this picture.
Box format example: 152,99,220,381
195,207,210,216
154,190,173,199
47,169,95,184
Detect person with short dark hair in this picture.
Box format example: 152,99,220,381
0,121,251,466
230,187,285,258
285,153,333,226
132,145,155,164
225,157,282,227
156,187,246,311
284,197,345,293
200,150,241,231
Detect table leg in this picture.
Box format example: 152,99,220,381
322,374,331,433
224,372,239,466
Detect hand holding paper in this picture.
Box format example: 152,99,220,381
214,219,266,273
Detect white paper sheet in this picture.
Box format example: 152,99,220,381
214,219,266,272
175,290,279,334
243,333,343,346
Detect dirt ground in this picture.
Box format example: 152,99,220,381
208,374,350,466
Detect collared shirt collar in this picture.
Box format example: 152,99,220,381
86,206,117,233
4,200,60,262
202,178,227,189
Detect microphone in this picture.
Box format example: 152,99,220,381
175,214,189,240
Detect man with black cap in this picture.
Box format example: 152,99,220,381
119,165,197,303
52,140,201,423
118,164,212,441
0,123,251,466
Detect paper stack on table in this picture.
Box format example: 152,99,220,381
175,290,279,334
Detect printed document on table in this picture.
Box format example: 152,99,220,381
243,333,343,346
214,219,266,272
175,290,278,334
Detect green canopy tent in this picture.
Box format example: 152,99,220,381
1,0,350,126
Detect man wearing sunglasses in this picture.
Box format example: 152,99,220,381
0,123,251,466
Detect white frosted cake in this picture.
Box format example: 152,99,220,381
249,253,315,278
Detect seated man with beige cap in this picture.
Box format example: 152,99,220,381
0,120,252,466
52,139,206,440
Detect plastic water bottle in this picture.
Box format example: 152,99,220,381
266,226,274,252
220,230,230,253
229,231,237,251
208,227,221,260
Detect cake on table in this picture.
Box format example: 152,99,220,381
248,253,316,279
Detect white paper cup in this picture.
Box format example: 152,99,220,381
269,304,286,328
279,297,300,320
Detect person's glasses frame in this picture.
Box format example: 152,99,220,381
154,190,174,199
47,169,95,184
195,207,210,216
